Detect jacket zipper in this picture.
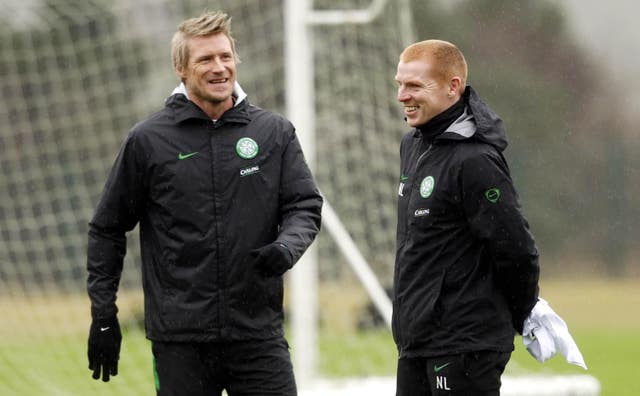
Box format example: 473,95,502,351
398,139,434,251
406,139,433,211
209,119,224,337
394,138,435,334
416,143,433,166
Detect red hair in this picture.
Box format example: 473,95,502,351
400,39,467,87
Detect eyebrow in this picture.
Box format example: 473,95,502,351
193,54,212,62
396,77,422,85
193,51,234,63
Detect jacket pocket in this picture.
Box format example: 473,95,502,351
229,257,284,333
158,259,217,332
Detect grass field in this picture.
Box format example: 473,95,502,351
1,278,638,395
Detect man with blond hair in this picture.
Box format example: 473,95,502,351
86,10,322,395
392,39,540,395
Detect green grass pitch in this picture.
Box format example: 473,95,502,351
0,278,638,395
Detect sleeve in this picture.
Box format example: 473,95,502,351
275,128,323,264
460,148,540,333
87,132,145,320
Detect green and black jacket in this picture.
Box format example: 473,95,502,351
393,86,539,358
87,88,322,342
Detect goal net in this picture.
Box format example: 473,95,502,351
0,0,598,395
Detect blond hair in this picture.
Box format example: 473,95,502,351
400,39,467,88
171,10,239,74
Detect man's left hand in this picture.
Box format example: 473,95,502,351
250,243,293,276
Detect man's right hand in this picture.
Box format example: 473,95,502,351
88,316,122,382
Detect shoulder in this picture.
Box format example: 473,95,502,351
130,107,171,134
249,104,292,125
453,138,503,164
399,129,417,152
452,140,510,182
127,105,182,146
401,129,416,143
246,104,295,139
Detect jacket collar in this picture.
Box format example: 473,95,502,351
414,95,466,141
411,86,508,152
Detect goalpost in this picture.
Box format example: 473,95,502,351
285,0,400,385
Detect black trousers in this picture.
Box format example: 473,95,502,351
396,351,511,396
152,337,296,396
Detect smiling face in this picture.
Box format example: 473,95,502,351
395,59,460,127
177,33,237,119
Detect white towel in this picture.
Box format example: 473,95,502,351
522,298,587,369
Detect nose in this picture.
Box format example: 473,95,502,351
211,57,225,72
397,87,409,102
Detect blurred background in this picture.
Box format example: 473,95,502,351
0,0,637,395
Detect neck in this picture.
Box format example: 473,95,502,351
418,96,465,140
192,97,234,120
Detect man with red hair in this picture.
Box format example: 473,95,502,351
392,39,540,395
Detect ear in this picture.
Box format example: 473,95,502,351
449,77,462,97
175,64,186,81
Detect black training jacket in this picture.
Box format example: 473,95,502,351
87,93,322,342
392,86,539,358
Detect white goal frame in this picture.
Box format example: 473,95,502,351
285,0,400,385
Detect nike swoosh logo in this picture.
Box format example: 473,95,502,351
434,362,451,372
178,151,198,160
400,175,409,181
100,327,110,332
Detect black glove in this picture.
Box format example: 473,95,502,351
250,242,294,277
88,316,122,382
